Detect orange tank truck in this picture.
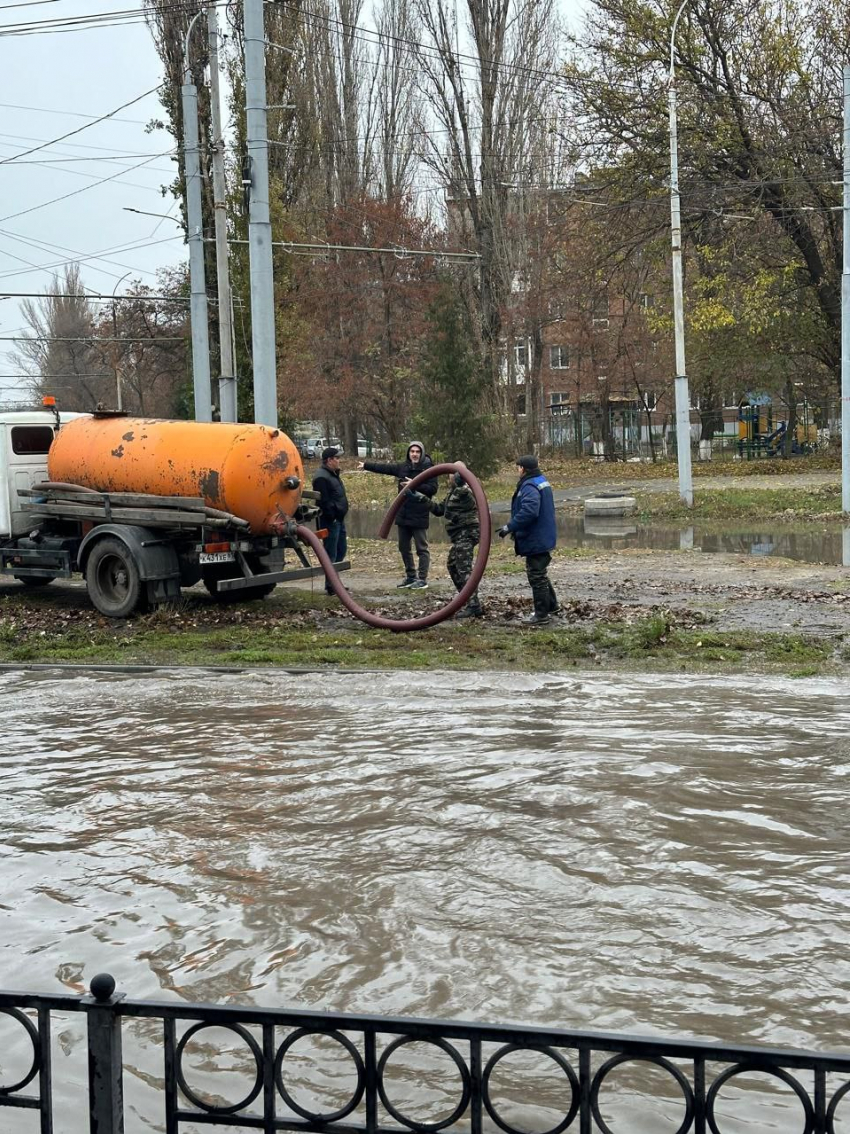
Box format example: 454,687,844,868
48,416,303,535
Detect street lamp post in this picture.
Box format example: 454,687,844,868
843,65,850,508
243,0,278,427
181,10,213,422
668,0,694,506
208,0,238,423
111,272,131,411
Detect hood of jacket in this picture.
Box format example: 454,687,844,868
406,440,426,464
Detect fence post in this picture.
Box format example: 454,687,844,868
85,973,124,1134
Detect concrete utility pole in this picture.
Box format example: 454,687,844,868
243,0,278,427
668,0,694,506
208,1,238,423
110,272,130,411
843,65,850,511
182,11,212,422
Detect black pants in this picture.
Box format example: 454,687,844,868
525,552,558,616
398,525,430,580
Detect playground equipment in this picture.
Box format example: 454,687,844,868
737,399,817,459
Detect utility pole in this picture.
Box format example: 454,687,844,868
110,272,130,411
208,1,237,423
842,67,850,563
243,0,278,427
181,11,213,423
668,0,694,506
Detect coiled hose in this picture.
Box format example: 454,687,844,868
295,462,491,632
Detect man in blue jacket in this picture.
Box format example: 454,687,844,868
498,454,559,625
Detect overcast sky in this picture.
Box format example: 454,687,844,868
0,0,187,404
0,0,587,408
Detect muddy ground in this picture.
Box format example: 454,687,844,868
345,546,850,637
3,542,849,641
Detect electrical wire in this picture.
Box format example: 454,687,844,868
0,86,163,165
0,101,148,123
0,234,184,281
0,153,169,225
0,227,167,282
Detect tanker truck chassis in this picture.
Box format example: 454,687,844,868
0,407,348,618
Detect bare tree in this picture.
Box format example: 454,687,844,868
372,0,423,200
12,267,111,411
410,0,561,411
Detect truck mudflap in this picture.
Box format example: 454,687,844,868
215,559,351,592
77,524,181,582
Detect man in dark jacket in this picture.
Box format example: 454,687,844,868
427,464,482,617
498,454,559,625
358,440,436,588
313,447,349,595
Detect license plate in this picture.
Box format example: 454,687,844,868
199,551,235,564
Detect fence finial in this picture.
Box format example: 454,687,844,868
90,973,116,1002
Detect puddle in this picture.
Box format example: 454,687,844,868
346,508,843,565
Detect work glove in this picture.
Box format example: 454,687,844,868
498,525,511,538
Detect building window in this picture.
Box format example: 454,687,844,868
514,339,530,371
516,391,527,416
550,391,568,415
640,391,658,411
592,295,609,328
639,293,654,310
549,345,570,370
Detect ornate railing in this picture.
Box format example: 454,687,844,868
1,974,849,1133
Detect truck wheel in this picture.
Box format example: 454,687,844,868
85,537,147,618
202,557,276,603
14,575,56,587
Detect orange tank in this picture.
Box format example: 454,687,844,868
48,416,304,535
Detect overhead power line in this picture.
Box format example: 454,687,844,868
0,100,151,124
0,0,227,35
0,233,184,281
0,291,191,301
0,0,61,10
222,237,479,260
0,335,186,342
0,85,162,166
0,152,168,224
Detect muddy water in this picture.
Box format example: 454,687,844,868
347,508,843,564
2,669,850,1132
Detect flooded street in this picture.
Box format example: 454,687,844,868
2,668,850,1131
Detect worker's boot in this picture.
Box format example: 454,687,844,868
523,611,550,626
456,600,483,619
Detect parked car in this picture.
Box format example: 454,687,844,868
298,437,344,459
356,438,390,458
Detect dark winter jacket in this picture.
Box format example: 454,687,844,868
363,441,437,529
312,463,349,527
507,470,556,556
429,481,479,540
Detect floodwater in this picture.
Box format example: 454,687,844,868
2,669,850,1132
347,508,844,565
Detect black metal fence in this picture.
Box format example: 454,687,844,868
2,974,850,1133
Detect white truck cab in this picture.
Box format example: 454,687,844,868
0,408,88,538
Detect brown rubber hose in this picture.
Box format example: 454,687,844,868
295,461,491,632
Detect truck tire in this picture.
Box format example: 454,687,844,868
14,575,56,587
202,557,276,603
85,537,148,618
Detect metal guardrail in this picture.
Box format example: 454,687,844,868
2,974,850,1133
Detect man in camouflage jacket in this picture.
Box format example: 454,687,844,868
425,465,483,618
